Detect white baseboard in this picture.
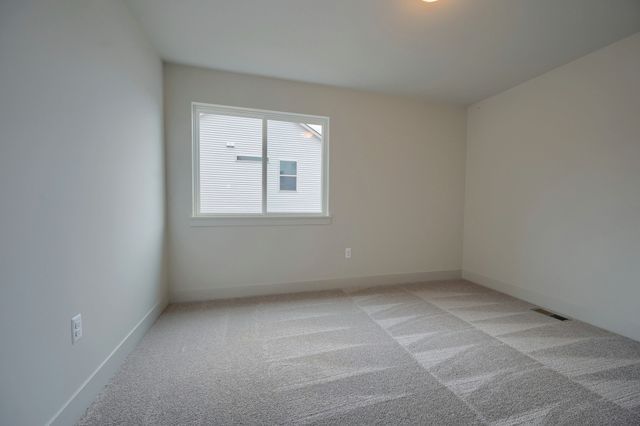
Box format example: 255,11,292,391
47,299,168,426
463,270,640,342
171,270,462,303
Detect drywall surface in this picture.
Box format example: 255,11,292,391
164,64,467,301
464,33,640,341
0,1,166,425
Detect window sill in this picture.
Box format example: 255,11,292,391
190,215,332,227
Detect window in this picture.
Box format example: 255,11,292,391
192,103,330,225
279,160,297,191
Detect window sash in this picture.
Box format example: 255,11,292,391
279,160,297,176
192,102,329,218
279,176,297,191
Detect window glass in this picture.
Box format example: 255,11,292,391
267,120,322,212
198,113,262,214
280,160,297,176
280,176,297,191
193,104,327,217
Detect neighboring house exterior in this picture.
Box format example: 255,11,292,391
199,113,323,214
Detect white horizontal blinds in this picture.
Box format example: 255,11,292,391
267,120,323,213
198,112,262,214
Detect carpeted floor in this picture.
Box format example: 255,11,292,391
78,280,640,425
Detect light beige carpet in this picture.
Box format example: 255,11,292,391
78,280,640,425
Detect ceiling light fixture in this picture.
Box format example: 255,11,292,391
422,0,439,2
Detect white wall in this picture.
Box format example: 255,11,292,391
165,64,467,301
0,1,166,425
464,33,640,341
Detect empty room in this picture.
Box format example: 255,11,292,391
2,0,640,424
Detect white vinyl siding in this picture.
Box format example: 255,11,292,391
198,113,262,214
192,103,329,222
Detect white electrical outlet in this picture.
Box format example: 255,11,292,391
71,314,82,344
345,248,352,259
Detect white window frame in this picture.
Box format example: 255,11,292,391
191,102,331,226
